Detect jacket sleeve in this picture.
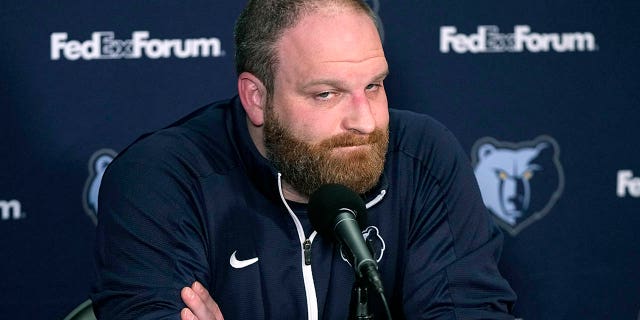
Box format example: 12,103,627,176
91,142,211,320
401,124,517,319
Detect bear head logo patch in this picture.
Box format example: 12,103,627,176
340,226,386,267
82,148,117,225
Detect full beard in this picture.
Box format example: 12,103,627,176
264,103,389,197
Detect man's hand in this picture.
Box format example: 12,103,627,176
180,281,224,320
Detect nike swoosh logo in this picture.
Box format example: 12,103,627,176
229,250,259,269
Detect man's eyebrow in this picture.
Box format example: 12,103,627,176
372,69,390,82
301,69,390,90
301,79,345,90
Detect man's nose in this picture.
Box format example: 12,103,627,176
343,93,376,134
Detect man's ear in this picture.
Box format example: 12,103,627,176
238,72,267,126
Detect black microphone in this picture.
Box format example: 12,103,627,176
308,184,385,294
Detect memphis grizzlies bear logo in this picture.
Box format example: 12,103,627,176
340,226,386,266
82,148,117,225
471,136,564,235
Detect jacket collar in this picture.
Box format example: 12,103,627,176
227,96,282,201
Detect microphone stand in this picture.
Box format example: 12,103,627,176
349,276,374,319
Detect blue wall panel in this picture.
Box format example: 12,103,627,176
1,1,638,319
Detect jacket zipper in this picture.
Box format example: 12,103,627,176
276,173,388,319
303,239,312,265
277,174,319,320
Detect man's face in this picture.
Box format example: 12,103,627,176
264,6,390,196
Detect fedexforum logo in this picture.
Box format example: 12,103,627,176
440,25,597,54
0,200,25,221
51,31,224,61
617,170,640,197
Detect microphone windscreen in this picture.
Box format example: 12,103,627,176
308,184,367,237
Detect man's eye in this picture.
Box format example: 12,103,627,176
366,83,381,91
316,91,333,100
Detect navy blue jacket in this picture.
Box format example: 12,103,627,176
92,96,516,319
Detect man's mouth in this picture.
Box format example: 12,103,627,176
331,144,372,154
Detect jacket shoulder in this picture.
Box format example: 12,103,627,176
110,99,239,179
389,108,466,166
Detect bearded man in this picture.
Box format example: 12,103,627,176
92,0,516,319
